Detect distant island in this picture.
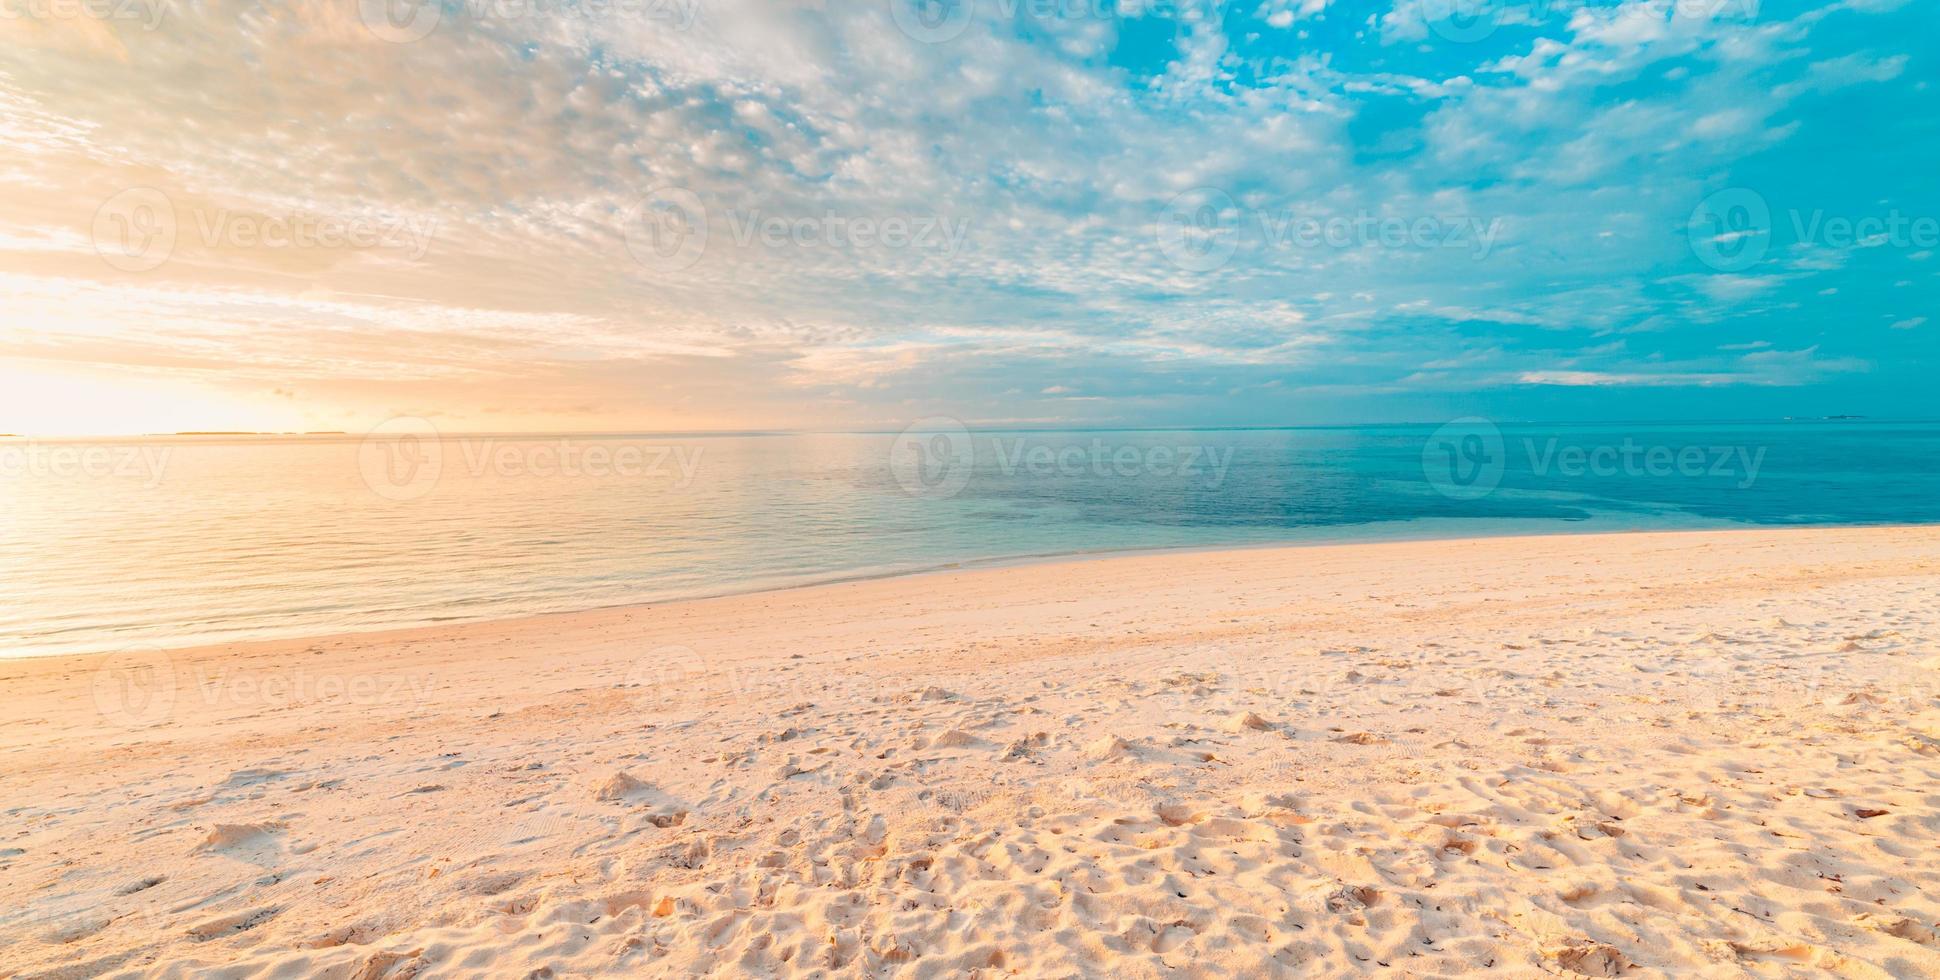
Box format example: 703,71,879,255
162,430,348,436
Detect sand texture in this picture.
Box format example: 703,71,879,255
4,527,1940,978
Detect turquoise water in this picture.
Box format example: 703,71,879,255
1,421,1934,657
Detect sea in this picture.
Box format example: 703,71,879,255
2,420,1935,657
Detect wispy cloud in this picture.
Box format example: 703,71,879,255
0,0,1932,432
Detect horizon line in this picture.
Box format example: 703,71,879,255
0,415,1925,442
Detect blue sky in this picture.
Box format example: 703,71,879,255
0,0,1933,433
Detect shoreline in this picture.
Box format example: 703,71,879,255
10,519,1933,665
4,524,1939,975
3,523,1940,974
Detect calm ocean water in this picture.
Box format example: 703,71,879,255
2,421,1935,658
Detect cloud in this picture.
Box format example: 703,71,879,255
0,0,1929,431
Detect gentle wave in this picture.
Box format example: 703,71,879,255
3,423,1936,657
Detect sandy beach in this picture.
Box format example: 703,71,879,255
4,525,1940,978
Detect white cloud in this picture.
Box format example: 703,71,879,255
0,0,1921,430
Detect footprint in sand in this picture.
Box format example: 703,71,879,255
194,822,288,864
920,728,982,750
1332,732,1389,746
1855,912,1940,946
219,768,291,794
1548,941,1630,977
117,874,166,895
1086,735,1137,761
594,773,689,827
185,906,281,942
1224,711,1274,733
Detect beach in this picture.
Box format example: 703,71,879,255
4,525,1940,977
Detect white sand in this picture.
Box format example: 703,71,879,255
4,526,1940,978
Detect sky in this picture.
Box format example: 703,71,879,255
0,0,1933,435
